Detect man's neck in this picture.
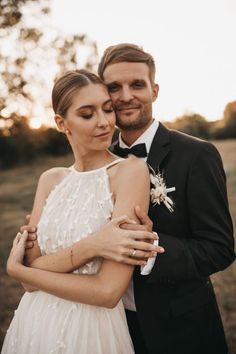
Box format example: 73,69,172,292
120,119,154,146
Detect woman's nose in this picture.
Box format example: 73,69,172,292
97,112,109,127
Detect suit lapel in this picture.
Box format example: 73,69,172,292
147,122,171,172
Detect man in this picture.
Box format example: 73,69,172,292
97,43,235,354
23,44,234,354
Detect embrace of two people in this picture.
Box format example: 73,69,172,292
2,43,235,354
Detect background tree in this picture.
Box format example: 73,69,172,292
166,113,210,139
0,0,98,131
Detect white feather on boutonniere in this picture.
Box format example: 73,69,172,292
149,166,176,212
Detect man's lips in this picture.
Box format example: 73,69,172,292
116,106,140,112
116,107,140,113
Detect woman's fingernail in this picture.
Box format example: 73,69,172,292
159,247,165,253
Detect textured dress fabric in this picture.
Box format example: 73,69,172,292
2,160,134,354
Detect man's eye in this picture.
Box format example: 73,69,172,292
133,82,144,88
108,85,119,92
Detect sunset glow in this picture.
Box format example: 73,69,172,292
29,117,43,129
51,0,236,122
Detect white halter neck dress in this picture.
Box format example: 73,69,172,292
2,158,134,354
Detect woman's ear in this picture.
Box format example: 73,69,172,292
54,114,68,134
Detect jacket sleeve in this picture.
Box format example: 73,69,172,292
148,142,235,283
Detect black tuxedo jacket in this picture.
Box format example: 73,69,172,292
113,123,235,354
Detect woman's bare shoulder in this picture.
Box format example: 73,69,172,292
37,167,70,195
117,156,149,177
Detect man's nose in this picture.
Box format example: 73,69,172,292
120,87,133,102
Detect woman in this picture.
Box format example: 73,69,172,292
2,70,151,354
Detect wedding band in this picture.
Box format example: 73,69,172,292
131,249,137,257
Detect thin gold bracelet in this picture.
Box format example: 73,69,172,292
70,245,75,269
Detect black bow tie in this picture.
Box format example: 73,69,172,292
114,143,147,158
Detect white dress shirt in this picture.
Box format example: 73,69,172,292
120,119,159,311
119,119,159,162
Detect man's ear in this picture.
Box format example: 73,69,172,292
54,114,66,133
152,83,159,102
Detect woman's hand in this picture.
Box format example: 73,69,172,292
7,230,28,276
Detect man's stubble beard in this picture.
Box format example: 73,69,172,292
115,113,151,131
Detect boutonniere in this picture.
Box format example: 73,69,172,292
149,166,176,212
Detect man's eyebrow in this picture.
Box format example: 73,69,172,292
106,81,120,86
132,79,146,83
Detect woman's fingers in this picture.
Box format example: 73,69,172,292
13,231,28,247
20,230,28,243
13,232,22,246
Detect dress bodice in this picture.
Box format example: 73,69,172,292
37,159,123,275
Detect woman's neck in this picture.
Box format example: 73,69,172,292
72,149,115,172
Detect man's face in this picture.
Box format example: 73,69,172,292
103,62,159,131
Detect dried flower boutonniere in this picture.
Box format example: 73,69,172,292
149,166,176,212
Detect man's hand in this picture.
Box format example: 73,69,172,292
121,205,153,233
20,214,37,249
88,213,164,265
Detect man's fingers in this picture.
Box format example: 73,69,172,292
25,214,31,223
25,241,34,249
112,215,137,227
27,233,36,241
121,223,153,232
20,225,37,233
135,205,153,228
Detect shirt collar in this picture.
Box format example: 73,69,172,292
119,119,159,159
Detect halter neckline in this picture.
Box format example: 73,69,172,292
70,158,124,174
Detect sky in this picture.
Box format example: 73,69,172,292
50,0,236,122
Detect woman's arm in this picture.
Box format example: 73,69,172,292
9,157,151,307
25,163,155,273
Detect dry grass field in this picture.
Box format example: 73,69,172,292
0,140,235,352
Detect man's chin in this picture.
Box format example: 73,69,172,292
116,120,147,131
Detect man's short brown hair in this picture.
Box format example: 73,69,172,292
98,43,156,84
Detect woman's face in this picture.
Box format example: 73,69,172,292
64,83,115,153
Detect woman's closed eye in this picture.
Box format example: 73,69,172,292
81,114,93,119
103,101,114,114
79,109,94,119
103,107,114,114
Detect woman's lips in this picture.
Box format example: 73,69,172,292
95,131,111,138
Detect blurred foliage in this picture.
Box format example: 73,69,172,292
0,0,98,121
165,113,210,139
0,0,99,169
0,115,71,169
165,101,236,141
0,1,235,170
